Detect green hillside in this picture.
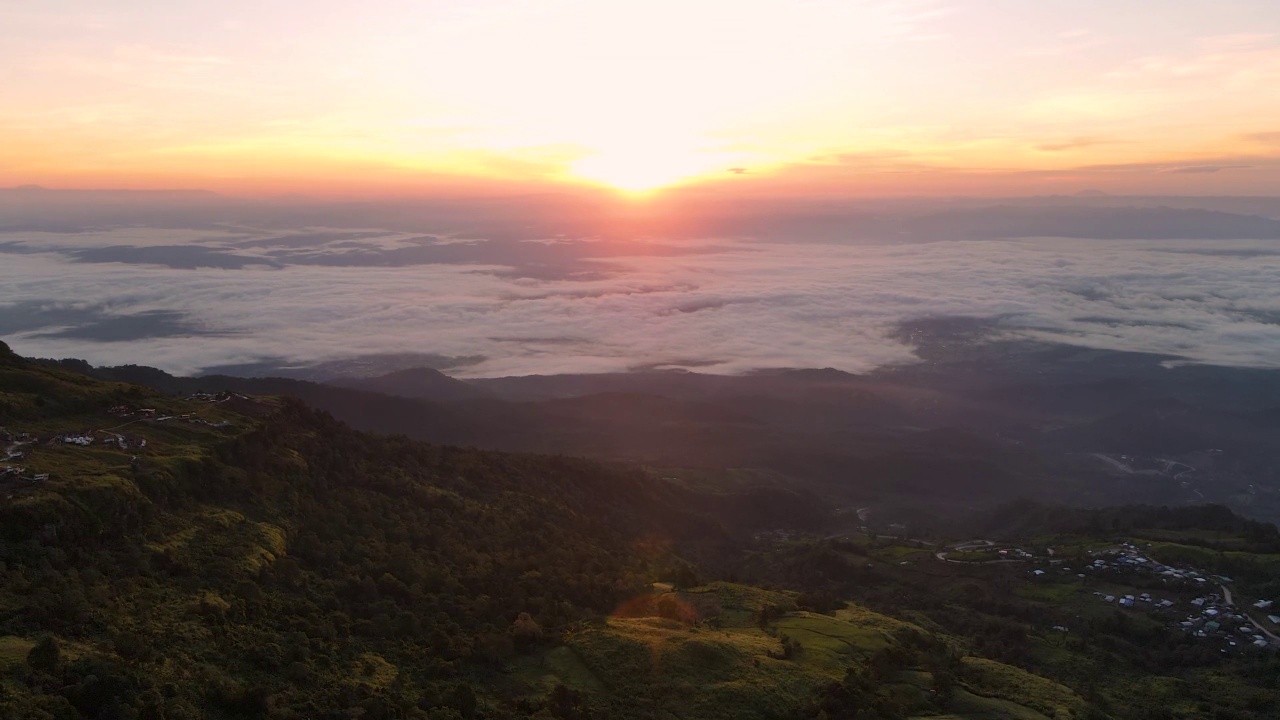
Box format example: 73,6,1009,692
513,582,1084,720
1,343,714,718
1,342,1276,719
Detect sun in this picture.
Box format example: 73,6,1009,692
569,145,730,193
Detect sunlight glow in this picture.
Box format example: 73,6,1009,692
569,144,737,192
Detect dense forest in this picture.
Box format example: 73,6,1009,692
1,342,730,718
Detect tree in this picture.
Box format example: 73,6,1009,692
512,612,543,649
448,683,478,719
27,635,62,673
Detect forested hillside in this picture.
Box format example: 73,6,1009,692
0,343,719,718
3,342,1278,719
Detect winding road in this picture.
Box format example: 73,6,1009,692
1220,583,1280,644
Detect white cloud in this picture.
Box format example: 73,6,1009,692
2,230,1280,377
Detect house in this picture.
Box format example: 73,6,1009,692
1267,615,1280,625
1103,595,1116,603
1253,600,1273,610
1158,600,1174,608
1032,569,1046,576
1254,639,1269,648
1191,598,1206,607
1119,597,1135,608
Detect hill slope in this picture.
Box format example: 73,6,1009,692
6,342,1278,719
0,343,726,718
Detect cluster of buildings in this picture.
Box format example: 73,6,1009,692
998,547,1035,560
1079,543,1213,585
2,396,237,503
108,405,159,418
1,465,50,485
101,433,148,450
1073,543,1277,651
184,391,241,403
2,428,32,458
1253,600,1280,629
0,428,32,442
108,403,233,429
51,431,144,449
1178,595,1272,650
1094,591,1176,610
179,415,234,429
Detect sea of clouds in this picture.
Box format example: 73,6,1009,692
2,225,1279,377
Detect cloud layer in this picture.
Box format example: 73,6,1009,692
2,221,1279,377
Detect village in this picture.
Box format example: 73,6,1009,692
0,391,244,498
805,523,1280,656
1034,542,1280,653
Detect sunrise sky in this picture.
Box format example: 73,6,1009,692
5,0,1280,196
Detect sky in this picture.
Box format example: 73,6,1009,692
5,0,1280,196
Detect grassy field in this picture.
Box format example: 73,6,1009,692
0,636,36,670
1145,540,1280,572
1014,580,1084,604
1131,528,1256,548
869,543,934,563
514,583,1084,720
961,657,1086,720
946,549,1004,563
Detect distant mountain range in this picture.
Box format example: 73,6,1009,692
33,325,1280,524
7,186,1280,237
